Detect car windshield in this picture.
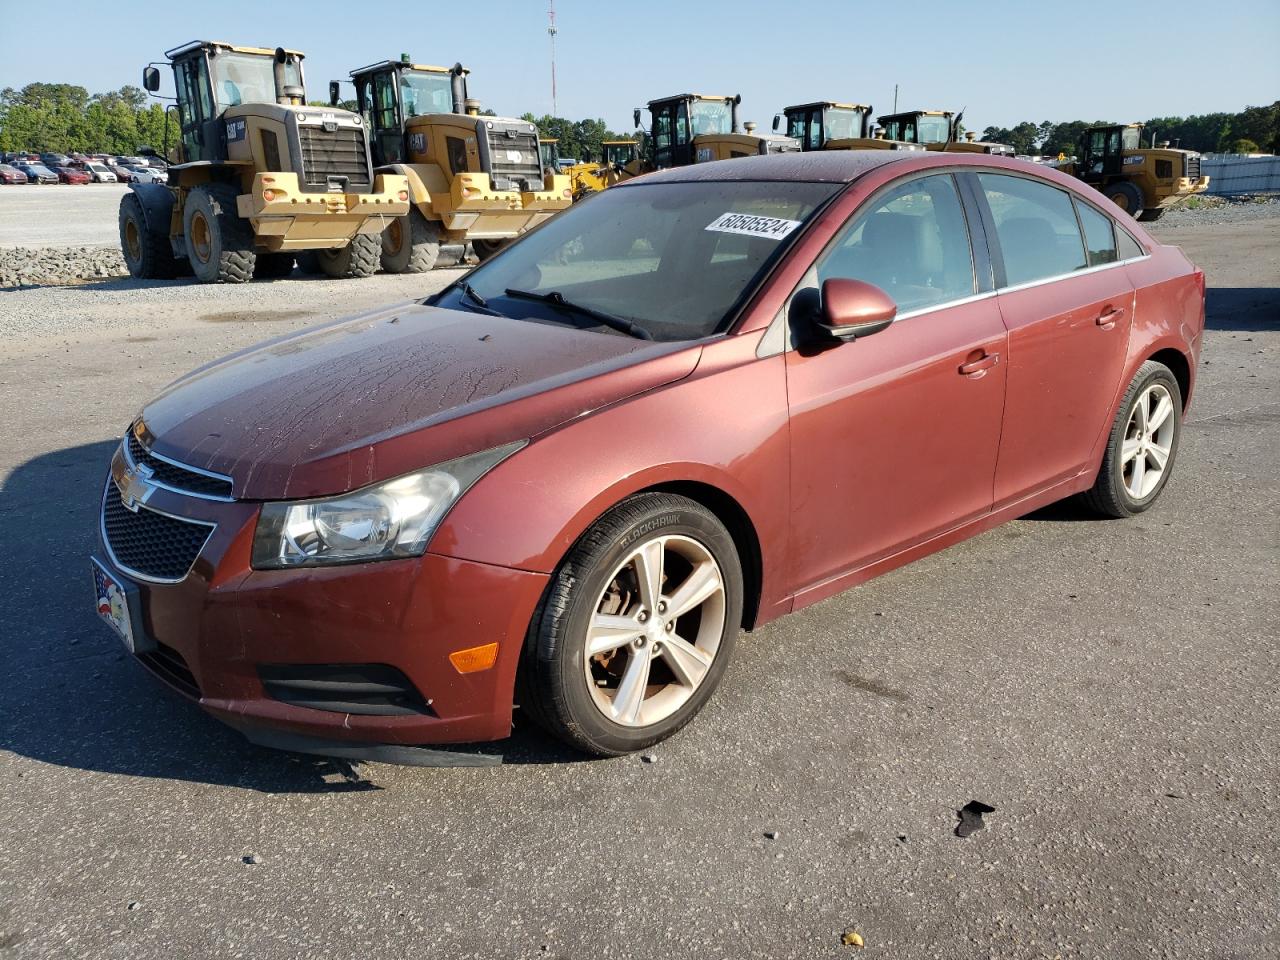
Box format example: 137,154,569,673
210,51,302,109
690,100,733,136
431,180,839,342
824,107,866,140
400,70,454,118
28,164,53,175
917,115,952,143
1121,126,1142,150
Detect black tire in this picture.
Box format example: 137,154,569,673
118,193,180,279
317,233,381,279
183,183,255,283
1081,360,1183,518
253,252,295,279
1103,181,1145,220
1137,207,1166,222
380,209,441,273
472,238,511,262
517,493,743,757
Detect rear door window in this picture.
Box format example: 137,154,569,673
978,174,1087,286
817,173,976,313
1074,199,1119,267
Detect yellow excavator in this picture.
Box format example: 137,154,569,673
1055,123,1209,221
877,110,1015,155
122,41,409,282
777,101,925,152
341,56,572,270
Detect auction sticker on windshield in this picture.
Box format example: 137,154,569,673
705,212,802,240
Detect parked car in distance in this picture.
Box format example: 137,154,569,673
106,162,134,183
93,151,1204,762
76,160,118,183
0,163,29,184
39,153,70,168
15,162,58,184
52,165,91,185
125,165,165,184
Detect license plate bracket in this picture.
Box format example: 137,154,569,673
91,557,154,654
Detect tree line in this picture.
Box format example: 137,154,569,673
0,83,179,154
519,115,632,163
982,102,1279,157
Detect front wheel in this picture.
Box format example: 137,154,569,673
381,209,440,273
517,493,743,757
1082,360,1183,517
317,233,381,279
1103,180,1145,221
472,238,511,262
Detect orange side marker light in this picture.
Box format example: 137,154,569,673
449,642,499,674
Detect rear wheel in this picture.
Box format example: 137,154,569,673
183,183,255,283
472,238,511,262
517,493,743,757
1103,181,1145,220
1082,360,1182,518
380,209,441,273
118,193,180,279
1137,207,1166,222
317,233,381,279
253,252,295,279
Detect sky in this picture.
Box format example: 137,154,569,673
1,0,1277,132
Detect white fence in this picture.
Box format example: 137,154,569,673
1202,155,1280,196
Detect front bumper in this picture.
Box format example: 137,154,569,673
236,172,411,251
95,468,549,755
403,167,571,240
1154,176,1211,206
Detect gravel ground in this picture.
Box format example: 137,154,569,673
0,206,1276,959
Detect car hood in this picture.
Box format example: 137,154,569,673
139,302,701,500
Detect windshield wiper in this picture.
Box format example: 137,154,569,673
503,288,653,341
445,280,505,317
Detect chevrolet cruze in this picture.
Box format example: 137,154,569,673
93,151,1204,761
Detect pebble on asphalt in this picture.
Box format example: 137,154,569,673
242,854,260,865
841,929,865,948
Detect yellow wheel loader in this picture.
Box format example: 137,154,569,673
343,57,572,272
633,94,800,169
1055,123,1209,221
877,110,1015,155
777,101,925,152
122,41,409,283
541,138,642,200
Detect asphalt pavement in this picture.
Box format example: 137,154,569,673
0,212,1277,959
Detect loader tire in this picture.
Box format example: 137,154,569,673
183,183,256,283
318,234,381,279
472,238,511,262
380,209,440,273
119,193,180,279
1103,181,1145,221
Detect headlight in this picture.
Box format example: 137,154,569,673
251,441,524,569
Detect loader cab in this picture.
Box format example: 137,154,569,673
878,110,953,147
602,140,638,167
780,102,872,150
1079,124,1143,180
350,59,462,166
153,42,306,165
642,94,738,168
539,138,561,172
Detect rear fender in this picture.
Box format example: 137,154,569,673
128,182,175,233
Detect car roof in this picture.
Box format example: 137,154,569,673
622,150,913,185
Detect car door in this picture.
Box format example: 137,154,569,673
972,172,1134,507
784,171,1008,593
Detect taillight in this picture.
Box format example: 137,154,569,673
397,190,409,202
262,189,277,202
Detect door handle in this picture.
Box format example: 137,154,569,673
958,353,1000,376
1096,306,1126,328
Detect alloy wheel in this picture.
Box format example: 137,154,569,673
1121,382,1176,499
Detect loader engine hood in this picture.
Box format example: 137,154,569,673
223,103,374,192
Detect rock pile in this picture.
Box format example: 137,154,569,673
0,245,128,288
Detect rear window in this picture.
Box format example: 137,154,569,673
978,173,1087,286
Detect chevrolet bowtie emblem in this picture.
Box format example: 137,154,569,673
119,461,156,513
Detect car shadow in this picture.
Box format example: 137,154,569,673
0,440,588,794
1205,287,1279,331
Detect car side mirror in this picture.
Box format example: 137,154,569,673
772,114,781,133
329,81,340,107
816,278,897,341
633,107,642,130
142,67,160,93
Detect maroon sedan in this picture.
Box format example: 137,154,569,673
93,152,1203,762
53,165,91,185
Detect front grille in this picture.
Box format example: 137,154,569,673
259,663,435,716
485,127,543,191
1184,154,1201,180
102,481,214,582
139,642,200,698
298,125,372,191
127,432,233,500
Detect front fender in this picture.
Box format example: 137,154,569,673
128,182,175,232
